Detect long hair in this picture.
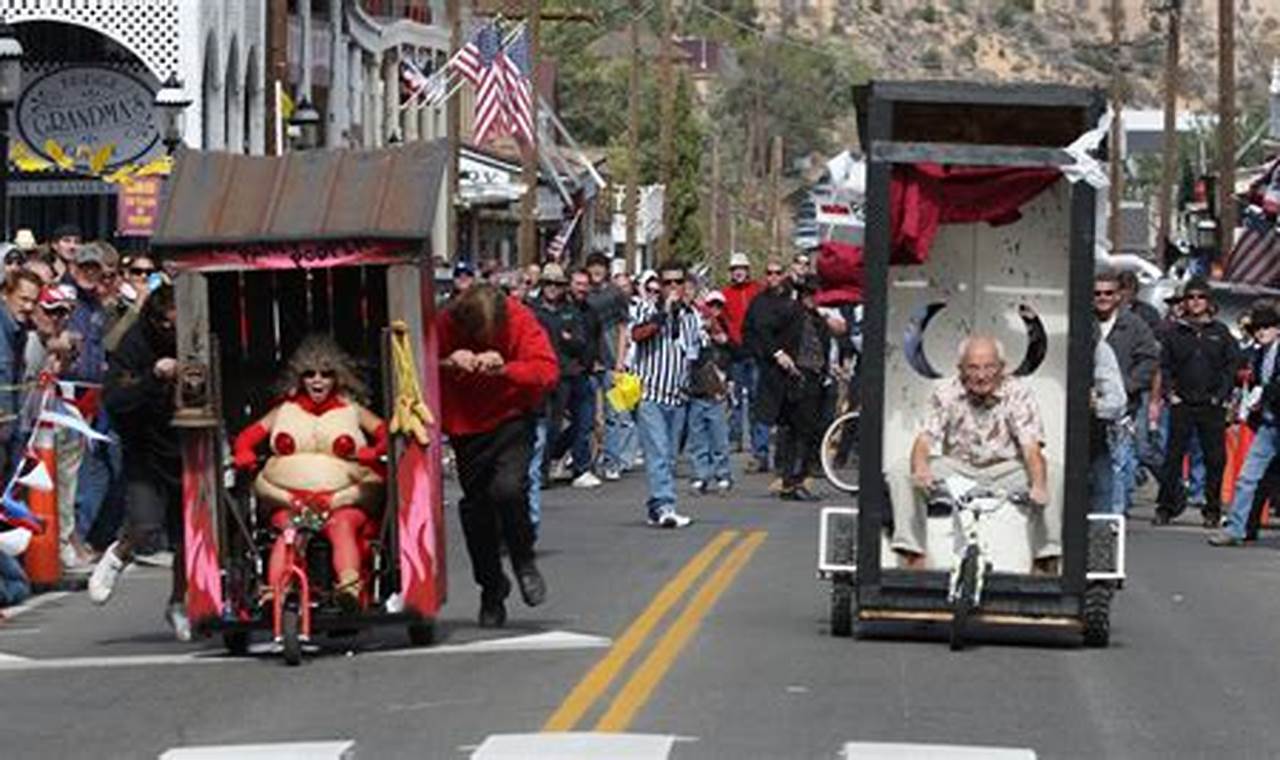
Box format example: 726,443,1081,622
276,333,369,405
447,283,508,346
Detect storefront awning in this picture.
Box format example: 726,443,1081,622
153,140,448,249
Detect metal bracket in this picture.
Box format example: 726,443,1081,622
1086,513,1126,582
818,506,860,577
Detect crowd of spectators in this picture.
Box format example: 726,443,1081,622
446,246,861,535
0,224,178,627
1090,268,1280,547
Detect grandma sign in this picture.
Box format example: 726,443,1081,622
16,66,160,171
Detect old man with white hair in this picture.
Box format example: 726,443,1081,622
898,334,1055,573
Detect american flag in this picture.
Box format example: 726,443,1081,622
400,58,430,103
451,24,493,85
1225,210,1280,287
545,210,582,260
472,25,510,145
499,29,535,146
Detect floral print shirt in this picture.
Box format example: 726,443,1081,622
921,376,1044,467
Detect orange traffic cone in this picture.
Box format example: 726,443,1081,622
22,423,60,588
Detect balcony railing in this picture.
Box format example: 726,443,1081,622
360,0,431,23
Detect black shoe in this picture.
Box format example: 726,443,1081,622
780,485,821,503
478,575,511,628
514,560,547,607
1202,513,1221,529
478,597,507,628
1152,510,1172,526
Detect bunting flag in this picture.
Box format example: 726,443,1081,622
14,458,52,493
400,57,432,104
499,29,535,146
38,410,112,444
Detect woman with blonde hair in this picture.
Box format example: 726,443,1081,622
230,334,388,611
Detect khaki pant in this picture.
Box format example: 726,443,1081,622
890,455,1060,560
55,426,85,546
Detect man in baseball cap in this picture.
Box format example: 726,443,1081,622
452,260,476,295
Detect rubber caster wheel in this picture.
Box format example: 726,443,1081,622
1082,582,1112,648
408,621,436,647
830,575,854,638
222,631,250,656
281,608,303,666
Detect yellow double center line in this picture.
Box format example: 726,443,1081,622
543,529,767,733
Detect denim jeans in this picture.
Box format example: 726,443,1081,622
1159,407,1206,503
1224,424,1279,538
527,415,547,531
600,372,638,473
636,400,686,518
551,374,596,477
1091,443,1115,514
1108,419,1135,513
687,397,732,483
0,553,29,606
728,358,770,460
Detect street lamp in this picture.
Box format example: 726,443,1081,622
0,20,23,243
289,97,321,151
154,72,192,155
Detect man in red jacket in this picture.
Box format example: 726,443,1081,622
722,252,768,466
437,283,559,627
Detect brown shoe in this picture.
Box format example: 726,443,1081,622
896,550,927,570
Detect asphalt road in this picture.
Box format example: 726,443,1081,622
1,462,1278,760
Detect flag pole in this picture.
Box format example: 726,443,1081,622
518,0,542,267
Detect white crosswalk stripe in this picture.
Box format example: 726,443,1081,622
842,742,1037,759
469,733,679,759
159,741,355,759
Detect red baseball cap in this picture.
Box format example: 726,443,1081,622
38,284,75,312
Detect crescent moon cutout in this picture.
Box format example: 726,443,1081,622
1011,304,1048,377
903,301,947,379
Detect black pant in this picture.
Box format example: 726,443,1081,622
779,372,825,489
1158,403,1226,518
1246,454,1280,539
452,416,536,597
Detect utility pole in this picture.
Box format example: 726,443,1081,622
1107,0,1125,255
1156,0,1181,268
656,0,675,263
265,0,288,155
518,0,542,266
710,133,721,266
1218,0,1236,254
770,135,783,258
625,0,640,270
447,0,462,259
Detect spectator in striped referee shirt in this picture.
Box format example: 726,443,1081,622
630,261,705,528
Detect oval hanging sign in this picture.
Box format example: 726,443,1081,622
16,66,160,172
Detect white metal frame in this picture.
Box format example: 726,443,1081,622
1085,513,1126,582
817,506,859,577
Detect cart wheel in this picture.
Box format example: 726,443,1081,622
950,546,979,652
281,608,303,666
1082,582,1112,648
830,575,854,638
222,631,250,657
408,621,436,647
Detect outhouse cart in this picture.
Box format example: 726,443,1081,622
152,141,449,663
817,82,1126,649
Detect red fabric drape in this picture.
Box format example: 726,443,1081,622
890,163,1062,265
814,241,865,306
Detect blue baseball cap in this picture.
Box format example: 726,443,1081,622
453,260,476,279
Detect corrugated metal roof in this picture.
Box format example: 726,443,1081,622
152,140,448,249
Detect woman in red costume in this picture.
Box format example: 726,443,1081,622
232,335,387,611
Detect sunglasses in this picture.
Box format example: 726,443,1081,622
766,269,784,275
1093,289,1117,297
662,277,685,285
1184,293,1208,301
301,369,336,380
129,266,157,276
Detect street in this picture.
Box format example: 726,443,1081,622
2,462,1278,760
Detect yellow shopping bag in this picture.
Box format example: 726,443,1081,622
606,372,642,412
